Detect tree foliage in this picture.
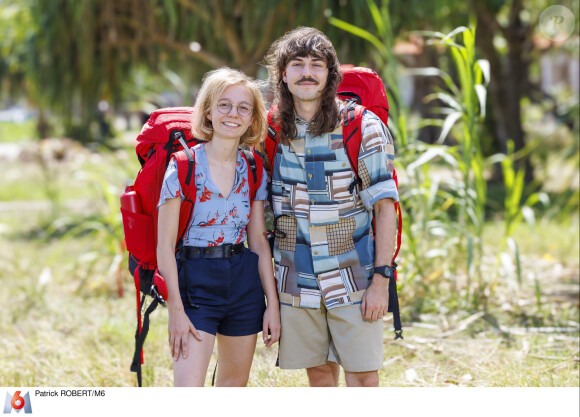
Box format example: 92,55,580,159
0,0,378,141
0,0,577,149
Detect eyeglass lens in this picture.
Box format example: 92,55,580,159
217,100,252,116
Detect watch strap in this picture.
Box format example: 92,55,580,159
375,264,396,278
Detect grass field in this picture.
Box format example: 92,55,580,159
0,212,577,387
0,120,37,143
0,139,578,388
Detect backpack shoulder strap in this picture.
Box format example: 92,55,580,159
342,102,365,177
173,142,195,186
341,103,402,272
172,149,197,245
265,106,280,174
341,102,366,192
240,149,264,204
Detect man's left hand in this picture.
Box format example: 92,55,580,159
361,275,390,321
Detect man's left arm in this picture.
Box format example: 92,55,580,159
357,110,399,321
361,197,397,321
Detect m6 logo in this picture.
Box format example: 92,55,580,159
3,392,32,414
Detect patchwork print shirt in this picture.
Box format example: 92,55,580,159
271,109,399,309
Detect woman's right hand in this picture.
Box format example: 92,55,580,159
168,306,202,361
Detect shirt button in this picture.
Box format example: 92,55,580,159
313,251,319,256
307,149,312,155
311,199,315,204
342,162,347,167
308,174,312,179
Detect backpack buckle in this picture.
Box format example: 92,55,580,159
150,284,166,306
348,177,362,194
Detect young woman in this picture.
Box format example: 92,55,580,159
156,67,279,387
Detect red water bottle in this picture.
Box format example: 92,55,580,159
120,185,142,213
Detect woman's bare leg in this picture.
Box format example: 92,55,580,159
215,333,258,387
172,331,215,387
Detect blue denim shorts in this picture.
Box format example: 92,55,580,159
177,248,265,336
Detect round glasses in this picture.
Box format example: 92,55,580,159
216,100,253,117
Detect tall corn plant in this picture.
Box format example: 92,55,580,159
491,140,549,305
414,27,490,304
330,1,491,310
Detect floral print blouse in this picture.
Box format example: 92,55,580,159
158,143,268,247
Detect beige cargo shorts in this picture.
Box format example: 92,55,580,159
278,290,384,372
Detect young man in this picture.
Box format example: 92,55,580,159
264,27,399,387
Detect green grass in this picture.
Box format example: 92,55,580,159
483,218,580,266
0,120,38,142
0,209,577,387
0,137,577,387
0,141,139,203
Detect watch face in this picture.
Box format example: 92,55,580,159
378,266,393,278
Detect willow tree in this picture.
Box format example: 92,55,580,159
0,0,375,142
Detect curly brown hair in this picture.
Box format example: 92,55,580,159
265,27,342,144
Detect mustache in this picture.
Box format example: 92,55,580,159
296,78,319,85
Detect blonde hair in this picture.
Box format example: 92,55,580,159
192,67,267,146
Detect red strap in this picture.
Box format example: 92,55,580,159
341,104,365,178
265,107,280,174
172,150,197,247
342,104,402,278
252,151,264,203
240,150,263,204
153,268,168,302
392,170,402,279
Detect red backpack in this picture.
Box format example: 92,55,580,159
265,67,403,339
120,107,263,386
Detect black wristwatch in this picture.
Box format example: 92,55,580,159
375,264,396,279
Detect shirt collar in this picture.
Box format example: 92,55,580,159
295,114,310,125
